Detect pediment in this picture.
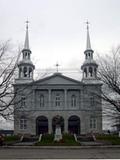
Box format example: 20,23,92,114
34,73,82,85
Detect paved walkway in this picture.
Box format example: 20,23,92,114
0,146,120,159
2,144,120,149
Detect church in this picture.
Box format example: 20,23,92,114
14,23,102,135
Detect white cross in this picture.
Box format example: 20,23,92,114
55,63,60,72
86,20,90,30
25,20,29,29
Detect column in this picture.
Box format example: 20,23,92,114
64,117,68,133
27,66,29,78
79,89,81,109
48,118,52,134
87,66,89,78
32,89,35,109
21,66,24,78
64,89,67,109
48,89,51,108
31,69,33,79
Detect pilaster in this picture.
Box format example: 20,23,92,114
48,118,52,134
48,89,51,108
64,89,67,109
64,117,68,133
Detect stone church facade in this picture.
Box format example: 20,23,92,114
14,23,102,135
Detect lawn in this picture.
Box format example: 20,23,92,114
35,133,80,146
4,135,20,145
96,134,120,145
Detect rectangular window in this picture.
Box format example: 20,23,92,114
20,119,27,129
71,95,77,107
40,95,44,107
55,94,61,107
90,118,97,129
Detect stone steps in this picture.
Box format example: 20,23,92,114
77,135,94,142
22,136,38,142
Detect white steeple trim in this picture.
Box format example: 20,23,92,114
86,22,91,50
24,21,29,50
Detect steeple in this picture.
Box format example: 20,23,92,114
81,22,98,82
16,22,35,83
24,21,29,50
86,22,91,50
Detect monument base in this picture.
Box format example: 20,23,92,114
54,125,62,142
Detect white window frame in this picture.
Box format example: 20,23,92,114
55,94,61,107
40,95,44,107
90,117,97,129
71,95,77,107
20,117,27,130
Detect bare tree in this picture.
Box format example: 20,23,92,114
0,41,21,119
97,46,120,130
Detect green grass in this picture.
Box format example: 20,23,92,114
96,134,120,145
4,135,20,142
3,135,20,146
35,133,80,146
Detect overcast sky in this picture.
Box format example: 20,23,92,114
1,0,120,71
0,0,120,129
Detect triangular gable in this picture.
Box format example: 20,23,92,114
34,73,82,85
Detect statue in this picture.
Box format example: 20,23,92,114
54,115,62,142
54,125,62,142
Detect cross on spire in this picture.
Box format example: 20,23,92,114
26,20,29,29
86,20,90,30
55,63,60,72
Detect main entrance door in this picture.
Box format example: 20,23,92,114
36,116,48,135
68,115,80,135
52,115,64,133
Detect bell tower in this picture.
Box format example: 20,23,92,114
16,21,35,83
81,22,98,82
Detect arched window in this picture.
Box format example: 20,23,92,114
20,116,27,130
29,67,32,78
28,53,30,59
88,52,90,57
94,68,97,77
71,95,77,107
89,67,93,77
23,67,27,77
55,94,61,107
21,96,26,107
84,68,87,77
90,96,94,106
90,117,97,129
25,52,27,59
19,67,22,78
40,95,44,107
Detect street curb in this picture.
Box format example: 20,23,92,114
1,145,120,149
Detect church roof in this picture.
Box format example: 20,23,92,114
33,72,84,85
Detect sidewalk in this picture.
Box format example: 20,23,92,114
2,144,120,149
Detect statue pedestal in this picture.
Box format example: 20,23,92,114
54,125,62,142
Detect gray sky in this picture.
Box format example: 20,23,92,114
1,0,120,70
0,0,120,129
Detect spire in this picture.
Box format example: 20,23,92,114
86,21,91,50
24,20,30,50
81,21,98,82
